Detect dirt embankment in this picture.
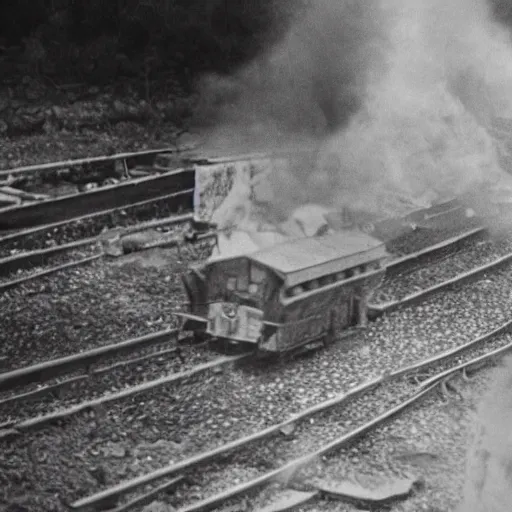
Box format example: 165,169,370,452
0,75,199,170
457,354,512,512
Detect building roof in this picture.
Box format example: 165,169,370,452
249,230,387,287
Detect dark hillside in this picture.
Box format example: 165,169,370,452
0,0,301,88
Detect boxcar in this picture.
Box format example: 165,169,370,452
175,231,388,353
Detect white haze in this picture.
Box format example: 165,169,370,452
457,355,512,512
318,0,512,217
198,0,512,225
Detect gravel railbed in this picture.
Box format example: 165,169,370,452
162,332,512,511
20,170,130,198
0,241,213,370
387,231,483,273
0,244,101,285
0,344,218,424
0,339,179,401
375,234,512,304
0,123,184,171
93,266,512,472
3,263,512,511
0,195,192,258
170,378,416,510
386,216,483,256
285,361,496,512
0,201,477,260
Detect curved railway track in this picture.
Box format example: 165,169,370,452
1,154,510,512
69,319,512,512
0,224,493,392
1,250,512,510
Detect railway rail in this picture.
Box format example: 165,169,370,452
0,202,194,291
1,257,505,436
0,252,103,294
0,238,100,277
385,215,483,256
0,146,314,177
2,252,511,432
0,147,318,231
69,316,512,512
369,231,512,316
0,147,195,177
0,189,194,257
0,225,484,294
0,224,490,390
0,144,491,288
384,226,485,272
0,143,484,237
0,201,486,305
0,353,249,438
2,221,512,512
0,348,243,430
0,329,181,393
0,163,194,230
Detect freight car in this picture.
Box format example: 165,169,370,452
175,230,388,353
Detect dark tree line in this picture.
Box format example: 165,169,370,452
2,0,512,93
0,0,300,86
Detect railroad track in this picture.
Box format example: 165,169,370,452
0,146,314,178
0,147,321,231
0,189,194,258
384,211,483,257
0,152,195,230
0,210,487,295
369,229,512,316
0,252,510,424
0,241,103,292
2,221,512,511
0,144,483,237
0,148,194,177
68,318,512,512
0,351,249,437
0,218,485,304
0,329,183,394
0,224,490,390
0,144,490,290
0,200,194,291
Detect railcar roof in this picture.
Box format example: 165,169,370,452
249,230,386,276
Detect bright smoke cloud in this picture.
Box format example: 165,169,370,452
316,0,512,216
199,0,512,224
196,0,386,150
